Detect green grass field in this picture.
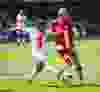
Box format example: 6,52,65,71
0,80,100,92
0,40,100,92
80,40,100,81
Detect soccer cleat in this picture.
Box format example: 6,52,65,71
17,41,21,46
22,39,26,48
22,42,26,48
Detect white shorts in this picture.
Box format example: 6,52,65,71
32,48,48,64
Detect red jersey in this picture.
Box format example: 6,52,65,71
48,16,72,32
48,16,72,49
48,16,73,64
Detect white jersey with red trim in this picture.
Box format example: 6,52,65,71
16,14,24,31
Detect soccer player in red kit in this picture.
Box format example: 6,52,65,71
48,8,73,64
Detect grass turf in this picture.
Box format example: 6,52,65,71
0,40,100,91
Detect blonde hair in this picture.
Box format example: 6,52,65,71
58,8,69,16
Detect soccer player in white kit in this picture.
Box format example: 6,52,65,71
31,8,73,81
25,16,48,64
16,9,26,47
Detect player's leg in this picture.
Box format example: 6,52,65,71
31,40,48,79
73,46,83,79
16,31,21,46
62,31,74,86
22,32,26,47
31,45,47,78
72,38,83,84
28,50,44,83
57,67,72,87
17,39,20,46
32,62,45,80
56,53,73,87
